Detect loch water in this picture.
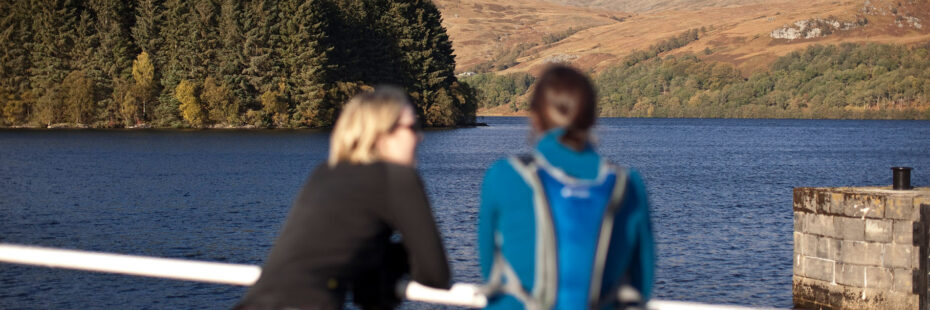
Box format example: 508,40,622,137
2,117,929,309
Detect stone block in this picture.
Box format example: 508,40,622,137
835,216,865,241
794,212,806,234
885,196,916,220
842,192,885,219
814,236,839,260
818,191,831,214
794,188,819,213
802,256,834,283
794,276,919,310
838,240,882,266
800,234,812,258
892,220,915,245
835,263,864,286
793,231,801,255
806,213,836,237
884,244,917,269
829,192,846,215
794,187,816,212
793,253,802,276
865,266,893,290
915,197,930,211
892,268,915,293
796,232,815,256
864,219,892,243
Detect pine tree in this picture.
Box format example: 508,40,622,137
29,0,79,126
330,0,397,85
190,0,218,82
283,0,336,127
70,10,97,75
241,0,278,107
156,0,194,126
217,0,246,106
381,0,467,126
0,1,34,125
131,0,163,56
70,9,101,124
89,0,133,126
329,0,367,83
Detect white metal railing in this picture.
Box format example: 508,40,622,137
0,243,775,309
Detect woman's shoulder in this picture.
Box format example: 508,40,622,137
481,157,531,194
624,167,646,188
314,161,413,175
307,162,397,186
485,157,520,179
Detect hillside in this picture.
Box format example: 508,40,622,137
437,0,930,76
542,0,770,13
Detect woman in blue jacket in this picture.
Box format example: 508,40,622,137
478,65,655,310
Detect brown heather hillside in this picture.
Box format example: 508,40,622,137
433,0,621,72
542,0,771,13
437,0,930,76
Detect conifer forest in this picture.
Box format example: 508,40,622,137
0,0,477,128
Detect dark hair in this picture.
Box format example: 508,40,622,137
528,65,596,149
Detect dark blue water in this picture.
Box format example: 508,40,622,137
1,117,929,309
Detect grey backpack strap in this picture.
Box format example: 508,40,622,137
504,155,559,309
481,251,544,310
605,163,629,213
589,163,630,308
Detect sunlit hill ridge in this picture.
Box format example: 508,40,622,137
437,0,930,118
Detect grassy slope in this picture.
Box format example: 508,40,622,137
438,0,930,76
541,0,772,13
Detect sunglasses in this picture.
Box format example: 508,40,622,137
391,121,422,133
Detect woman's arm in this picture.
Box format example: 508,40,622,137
478,161,505,280
385,165,451,289
627,169,655,301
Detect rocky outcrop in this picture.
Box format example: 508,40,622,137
771,17,866,40
896,15,922,29
860,0,924,29
542,54,578,64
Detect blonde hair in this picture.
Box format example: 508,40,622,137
328,87,412,166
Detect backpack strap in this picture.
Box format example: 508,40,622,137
591,163,634,309
481,249,544,310
515,154,535,166
480,155,557,310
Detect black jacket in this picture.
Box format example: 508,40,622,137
235,162,451,310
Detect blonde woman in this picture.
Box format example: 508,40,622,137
236,87,450,310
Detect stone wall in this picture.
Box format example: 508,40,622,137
793,186,930,310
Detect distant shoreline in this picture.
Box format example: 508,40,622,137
5,117,930,131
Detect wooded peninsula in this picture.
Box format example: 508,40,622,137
0,0,476,129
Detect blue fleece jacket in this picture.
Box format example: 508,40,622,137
478,129,655,310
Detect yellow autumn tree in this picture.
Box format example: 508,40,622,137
201,77,238,126
261,89,287,128
62,70,95,125
131,51,157,121
261,82,289,127
176,80,205,127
